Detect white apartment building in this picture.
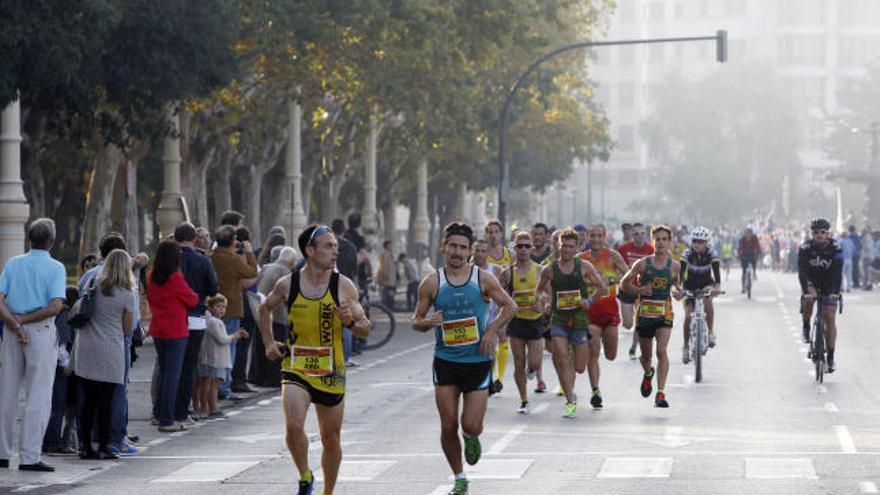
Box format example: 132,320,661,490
542,0,880,227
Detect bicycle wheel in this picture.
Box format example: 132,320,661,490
746,270,752,300
813,319,825,384
362,302,395,350
694,321,703,383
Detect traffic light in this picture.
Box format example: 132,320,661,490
716,30,728,63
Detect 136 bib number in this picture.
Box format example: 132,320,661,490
292,345,333,376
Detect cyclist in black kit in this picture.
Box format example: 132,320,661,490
679,227,722,364
798,217,843,373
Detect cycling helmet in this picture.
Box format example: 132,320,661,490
810,217,831,231
691,226,710,242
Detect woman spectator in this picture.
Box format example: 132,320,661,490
256,232,286,267
72,250,135,459
147,240,198,432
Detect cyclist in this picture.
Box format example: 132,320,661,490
737,228,761,293
536,227,606,418
579,224,629,408
679,227,722,364
798,217,843,373
499,231,545,414
412,221,516,495
620,225,682,408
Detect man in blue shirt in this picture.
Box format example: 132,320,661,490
0,218,66,472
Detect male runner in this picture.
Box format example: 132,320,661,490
484,219,511,394
616,223,654,359
499,231,545,413
579,224,629,408
537,228,606,418
258,225,370,495
528,222,552,392
615,223,633,250
679,227,722,364
798,217,843,373
530,223,552,265
621,225,682,408
720,234,734,280
412,222,516,495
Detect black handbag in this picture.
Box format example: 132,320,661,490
68,277,97,328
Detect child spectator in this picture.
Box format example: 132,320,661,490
195,295,248,418
42,286,80,455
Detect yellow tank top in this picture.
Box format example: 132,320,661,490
282,272,345,395
488,246,512,267
511,262,542,320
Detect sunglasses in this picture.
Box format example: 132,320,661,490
811,230,828,235
308,225,331,246
515,243,532,249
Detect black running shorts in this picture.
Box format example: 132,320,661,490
432,358,493,393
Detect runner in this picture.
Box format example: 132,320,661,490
536,227,606,418
257,224,371,495
484,219,512,394
579,224,629,408
616,222,655,359
412,221,516,495
679,227,722,364
530,222,552,265
499,231,545,414
720,234,734,281
620,225,682,408
529,222,553,393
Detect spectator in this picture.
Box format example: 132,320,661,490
861,227,874,291
42,286,79,456
173,222,219,427
256,228,286,266
78,232,146,456
0,218,66,472
147,241,199,432
399,253,419,311
251,247,298,386
219,210,245,228
841,232,855,292
850,226,862,288
73,249,136,460
194,227,212,253
269,245,284,264
332,219,359,363
210,225,257,398
376,240,396,309
195,295,247,418
79,254,98,278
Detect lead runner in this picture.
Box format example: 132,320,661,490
412,221,516,495
258,224,371,495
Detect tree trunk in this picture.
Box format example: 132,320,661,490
246,164,265,245
80,140,124,260
210,151,232,228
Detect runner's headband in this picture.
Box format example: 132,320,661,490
308,225,331,246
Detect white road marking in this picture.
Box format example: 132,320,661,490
258,399,272,406
226,410,242,417
242,405,257,410
151,461,260,483
316,460,396,481
348,342,434,375
835,425,858,453
818,385,828,394
532,403,549,414
745,458,817,479
487,425,527,455
597,457,672,478
222,432,285,444
149,438,169,446
427,485,454,495
861,481,879,493
450,459,534,479
824,402,838,413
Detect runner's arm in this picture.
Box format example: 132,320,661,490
411,273,441,332
610,250,629,279
620,258,645,294
581,259,607,298
536,264,552,310
338,275,370,338
797,246,810,294
258,274,290,360
481,269,516,355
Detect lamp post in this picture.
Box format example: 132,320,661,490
498,31,728,234
0,97,29,268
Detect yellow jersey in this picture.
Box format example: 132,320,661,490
510,262,542,320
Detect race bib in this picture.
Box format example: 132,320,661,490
638,299,667,318
556,290,582,310
513,290,537,308
442,317,480,347
291,345,334,376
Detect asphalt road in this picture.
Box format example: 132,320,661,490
2,270,879,494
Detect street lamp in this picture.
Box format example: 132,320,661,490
498,31,729,234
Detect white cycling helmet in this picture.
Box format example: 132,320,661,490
691,226,711,242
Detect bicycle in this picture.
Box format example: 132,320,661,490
358,289,396,351
685,287,723,383
804,294,825,384
744,262,753,300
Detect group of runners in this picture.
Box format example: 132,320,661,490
252,215,842,495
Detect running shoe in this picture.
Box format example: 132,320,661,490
590,389,603,409
640,367,654,398
826,359,836,373
517,401,529,414
527,367,536,381
297,470,314,495
628,346,637,360
463,435,481,465
682,346,690,364
563,402,577,418
534,379,547,393
448,478,469,495
555,385,564,397
654,392,669,408
708,332,717,348
493,380,503,394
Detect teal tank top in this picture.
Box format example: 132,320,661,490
433,265,491,363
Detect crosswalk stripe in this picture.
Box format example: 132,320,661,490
151,461,260,483
597,457,672,478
